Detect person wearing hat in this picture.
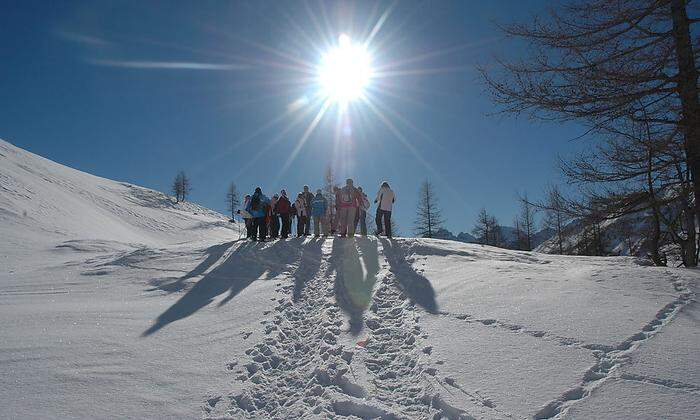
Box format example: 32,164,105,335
245,187,270,241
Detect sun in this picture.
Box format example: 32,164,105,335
318,34,373,104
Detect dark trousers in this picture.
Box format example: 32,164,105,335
303,215,311,235
269,215,280,238
297,215,306,236
252,217,267,241
245,219,253,238
376,209,392,238
280,214,291,238
355,210,367,236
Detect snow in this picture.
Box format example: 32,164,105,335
1,138,698,419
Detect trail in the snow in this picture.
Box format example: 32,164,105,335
533,274,696,420
205,238,488,419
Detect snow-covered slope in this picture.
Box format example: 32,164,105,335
535,213,650,257
0,139,233,252
1,141,698,419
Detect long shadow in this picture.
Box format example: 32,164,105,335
147,241,238,293
142,240,294,336
332,238,380,335
293,238,325,302
380,238,438,313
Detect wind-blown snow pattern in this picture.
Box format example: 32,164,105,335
1,138,698,419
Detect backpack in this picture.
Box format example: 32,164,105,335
361,195,370,210
251,193,261,211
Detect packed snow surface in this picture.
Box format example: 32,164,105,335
1,139,698,419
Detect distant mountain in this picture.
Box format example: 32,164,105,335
433,228,478,243
431,226,553,249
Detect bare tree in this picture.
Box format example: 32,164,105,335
481,0,700,264
517,192,536,251
172,171,190,203
226,182,240,220
541,186,571,255
414,181,445,238
472,208,503,246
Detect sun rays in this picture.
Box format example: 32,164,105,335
68,1,496,182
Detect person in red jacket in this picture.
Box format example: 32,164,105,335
276,190,292,239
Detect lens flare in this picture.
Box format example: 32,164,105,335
318,34,373,104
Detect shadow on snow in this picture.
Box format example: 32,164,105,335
142,240,296,336
331,237,380,335
380,238,438,314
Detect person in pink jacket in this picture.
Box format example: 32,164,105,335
336,178,360,237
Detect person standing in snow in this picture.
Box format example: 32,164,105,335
240,194,253,239
331,187,340,235
337,178,360,237
355,186,370,236
301,185,314,236
277,190,292,239
374,181,395,238
245,187,271,241
311,189,328,237
268,193,280,239
294,193,308,237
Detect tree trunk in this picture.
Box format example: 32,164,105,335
646,147,666,266
670,0,700,266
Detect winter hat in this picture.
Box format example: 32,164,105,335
281,189,287,196
381,181,390,188
346,178,353,185
255,187,262,193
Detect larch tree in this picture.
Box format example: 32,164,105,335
172,171,190,203
472,208,502,246
414,181,445,238
517,192,536,251
541,186,572,255
481,0,700,265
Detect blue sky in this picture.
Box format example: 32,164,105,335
1,0,586,234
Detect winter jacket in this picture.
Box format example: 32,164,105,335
359,193,370,211
375,187,395,211
246,192,270,218
277,195,291,215
301,191,314,211
311,194,328,217
337,186,360,208
295,197,308,217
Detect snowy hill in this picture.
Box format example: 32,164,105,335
1,141,698,419
0,139,234,253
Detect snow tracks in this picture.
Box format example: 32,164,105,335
205,237,474,419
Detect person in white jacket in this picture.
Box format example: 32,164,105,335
294,193,308,237
374,181,395,238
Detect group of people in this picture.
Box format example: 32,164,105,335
238,179,396,242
